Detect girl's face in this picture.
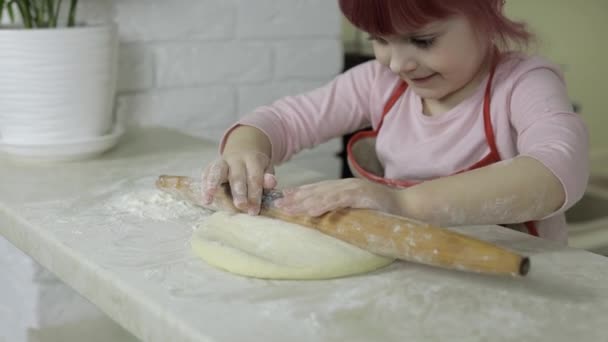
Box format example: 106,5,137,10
371,15,491,104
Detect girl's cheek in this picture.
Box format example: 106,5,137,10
372,45,391,66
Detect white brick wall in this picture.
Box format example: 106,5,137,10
79,0,343,149
78,0,345,178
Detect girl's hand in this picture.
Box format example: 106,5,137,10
201,150,277,215
273,178,403,217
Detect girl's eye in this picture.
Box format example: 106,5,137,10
410,37,435,49
368,36,388,45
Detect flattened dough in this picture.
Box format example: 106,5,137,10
191,212,394,280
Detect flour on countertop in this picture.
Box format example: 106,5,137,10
106,188,211,222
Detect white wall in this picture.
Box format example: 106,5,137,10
503,0,608,154
80,0,344,174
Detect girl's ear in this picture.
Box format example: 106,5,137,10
472,24,496,52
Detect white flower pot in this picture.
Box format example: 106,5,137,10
0,24,118,146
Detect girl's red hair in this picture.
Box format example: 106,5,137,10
339,0,533,51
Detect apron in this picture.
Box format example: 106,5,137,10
346,61,540,237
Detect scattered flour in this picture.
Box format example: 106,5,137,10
106,188,210,221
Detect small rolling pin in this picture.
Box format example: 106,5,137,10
156,175,530,277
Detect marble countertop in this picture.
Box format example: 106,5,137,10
1,127,608,342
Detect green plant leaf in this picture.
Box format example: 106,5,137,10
28,0,38,27
52,0,62,27
45,0,53,26
15,0,32,28
2,0,79,28
7,1,15,23
0,0,6,23
67,0,76,27
34,0,44,27
7,0,16,23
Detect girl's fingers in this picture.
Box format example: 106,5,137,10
263,164,276,189
201,160,228,204
244,160,264,215
275,181,361,216
274,186,314,214
203,152,273,214
244,153,274,215
263,173,277,189
227,162,249,211
304,192,347,217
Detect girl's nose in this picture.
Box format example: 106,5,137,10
389,50,417,74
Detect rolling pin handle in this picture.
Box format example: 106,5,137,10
519,257,531,276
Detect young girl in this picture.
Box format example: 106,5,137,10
201,0,588,244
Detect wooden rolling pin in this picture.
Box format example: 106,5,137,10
156,175,530,277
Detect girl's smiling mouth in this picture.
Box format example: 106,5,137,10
410,73,438,83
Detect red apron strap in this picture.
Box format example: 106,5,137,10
483,51,501,162
346,80,412,187
376,81,408,132
524,221,540,237
482,58,501,163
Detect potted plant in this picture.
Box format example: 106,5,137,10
0,0,121,160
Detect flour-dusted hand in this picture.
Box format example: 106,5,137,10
201,151,276,215
201,125,275,215
274,178,404,217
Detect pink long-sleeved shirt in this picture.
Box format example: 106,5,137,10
225,53,589,244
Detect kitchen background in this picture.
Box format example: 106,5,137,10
78,0,345,179
344,0,608,158
2,1,606,341
76,0,608,179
